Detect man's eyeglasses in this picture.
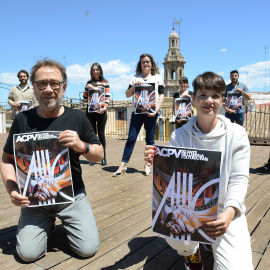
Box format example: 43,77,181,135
35,81,63,90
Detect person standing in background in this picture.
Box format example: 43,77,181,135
8,70,38,120
223,70,251,126
172,77,193,129
84,63,110,166
113,53,164,177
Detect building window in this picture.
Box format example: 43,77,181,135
116,109,127,120
171,70,175,80
118,111,124,120
172,40,175,47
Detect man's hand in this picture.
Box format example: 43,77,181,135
234,88,243,94
202,206,236,238
58,130,85,153
222,97,235,114
10,190,30,207
12,102,21,108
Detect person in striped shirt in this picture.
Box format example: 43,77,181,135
84,63,110,166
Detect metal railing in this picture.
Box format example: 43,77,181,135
104,104,270,144
245,103,270,143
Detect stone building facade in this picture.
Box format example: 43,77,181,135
163,28,186,97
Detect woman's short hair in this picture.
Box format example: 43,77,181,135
90,63,105,81
192,72,226,97
136,53,157,75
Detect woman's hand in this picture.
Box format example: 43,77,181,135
96,107,106,114
147,111,157,117
202,206,236,238
135,80,143,86
85,83,95,90
144,145,156,165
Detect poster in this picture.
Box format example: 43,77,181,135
17,100,33,113
88,87,105,112
152,145,221,244
174,97,192,121
227,91,242,111
134,83,156,114
13,131,75,207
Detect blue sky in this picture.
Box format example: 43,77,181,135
1,0,270,107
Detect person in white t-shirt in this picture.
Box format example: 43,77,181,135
113,53,164,177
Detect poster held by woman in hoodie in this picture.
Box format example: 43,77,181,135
13,131,75,207
152,145,221,244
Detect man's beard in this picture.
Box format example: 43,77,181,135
38,92,63,111
20,79,27,84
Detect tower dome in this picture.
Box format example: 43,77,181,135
162,27,186,97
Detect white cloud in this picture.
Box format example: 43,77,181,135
0,72,18,85
66,63,90,84
66,60,135,85
238,60,270,90
217,71,225,76
100,60,134,76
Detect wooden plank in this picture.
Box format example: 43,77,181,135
245,178,270,214
80,229,157,269
256,244,270,270
246,175,267,196
35,251,70,269
252,251,262,269
94,192,150,223
251,209,270,253
99,207,150,242
247,193,270,233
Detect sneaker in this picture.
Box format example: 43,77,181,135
184,248,203,270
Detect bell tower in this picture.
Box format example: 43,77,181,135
163,28,186,97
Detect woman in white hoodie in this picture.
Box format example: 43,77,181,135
145,72,253,270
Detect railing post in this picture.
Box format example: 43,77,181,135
158,109,164,141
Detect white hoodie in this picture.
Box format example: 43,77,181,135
170,114,250,216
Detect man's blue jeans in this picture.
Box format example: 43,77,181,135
225,112,245,126
122,113,158,163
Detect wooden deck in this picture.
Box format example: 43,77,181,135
0,135,269,270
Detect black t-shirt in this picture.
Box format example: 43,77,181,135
173,90,194,99
4,106,100,193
